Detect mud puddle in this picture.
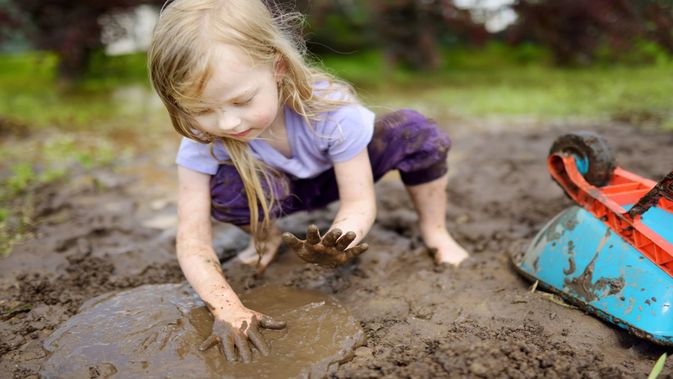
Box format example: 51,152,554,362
1,121,672,378
41,285,363,379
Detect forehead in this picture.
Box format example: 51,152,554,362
201,43,271,98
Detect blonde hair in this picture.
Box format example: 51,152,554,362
148,0,355,261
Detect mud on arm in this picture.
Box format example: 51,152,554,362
177,167,287,362
176,167,244,312
282,150,376,267
330,149,377,244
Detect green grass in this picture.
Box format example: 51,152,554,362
0,51,159,131
2,47,672,131
319,46,673,128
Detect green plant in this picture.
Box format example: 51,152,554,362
648,353,668,379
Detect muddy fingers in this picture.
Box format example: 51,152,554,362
198,335,220,352
200,312,286,362
321,229,342,247
306,224,321,245
247,327,269,356
259,315,287,329
345,243,369,259
335,231,356,251
222,334,236,362
282,225,368,267
282,233,304,251
233,330,252,363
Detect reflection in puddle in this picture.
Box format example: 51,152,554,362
42,284,364,379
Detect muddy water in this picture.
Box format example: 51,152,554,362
41,285,364,379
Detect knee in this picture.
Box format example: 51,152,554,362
375,109,451,153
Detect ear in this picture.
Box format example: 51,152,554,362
273,55,287,82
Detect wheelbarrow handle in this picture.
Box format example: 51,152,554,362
627,170,673,218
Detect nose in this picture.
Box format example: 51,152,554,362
216,110,241,131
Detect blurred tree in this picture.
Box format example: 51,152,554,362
0,3,20,41
369,0,487,70
640,1,673,54
2,0,163,81
509,0,673,65
370,0,442,70
276,0,487,71
300,1,376,54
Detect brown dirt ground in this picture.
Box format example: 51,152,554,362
1,120,672,378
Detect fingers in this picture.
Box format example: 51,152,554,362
306,224,321,245
283,231,314,263
247,327,270,356
222,334,237,362
281,232,304,251
259,315,287,330
322,229,342,248
200,333,237,362
234,330,252,363
335,231,356,251
204,315,284,363
345,243,369,258
198,335,220,352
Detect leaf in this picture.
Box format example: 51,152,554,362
648,353,667,379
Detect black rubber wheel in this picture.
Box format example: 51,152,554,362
549,131,616,186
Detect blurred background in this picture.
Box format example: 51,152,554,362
0,0,672,254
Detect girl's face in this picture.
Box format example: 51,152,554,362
191,44,282,141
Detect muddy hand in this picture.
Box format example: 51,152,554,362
282,224,368,268
199,315,286,362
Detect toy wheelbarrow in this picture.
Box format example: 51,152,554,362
512,131,673,345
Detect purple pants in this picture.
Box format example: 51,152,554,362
210,109,451,225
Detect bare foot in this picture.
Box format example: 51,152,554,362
236,229,283,273
421,227,469,266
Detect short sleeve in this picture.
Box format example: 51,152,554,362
175,137,222,175
321,104,375,163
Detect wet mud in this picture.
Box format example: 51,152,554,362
1,121,673,378
41,285,363,379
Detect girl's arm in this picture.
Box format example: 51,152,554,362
176,166,244,312
281,149,375,267
176,166,285,362
330,149,377,243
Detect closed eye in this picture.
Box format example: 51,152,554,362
191,108,212,116
233,96,254,106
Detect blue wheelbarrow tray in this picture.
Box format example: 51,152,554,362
513,204,673,346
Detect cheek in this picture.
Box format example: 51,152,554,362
252,103,278,126
194,114,217,133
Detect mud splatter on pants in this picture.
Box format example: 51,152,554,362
210,109,451,226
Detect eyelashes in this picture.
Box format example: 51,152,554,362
191,96,255,116
233,97,253,106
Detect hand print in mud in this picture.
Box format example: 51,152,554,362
282,224,369,268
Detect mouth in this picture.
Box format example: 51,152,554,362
228,129,252,138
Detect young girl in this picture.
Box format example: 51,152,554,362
149,0,469,362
